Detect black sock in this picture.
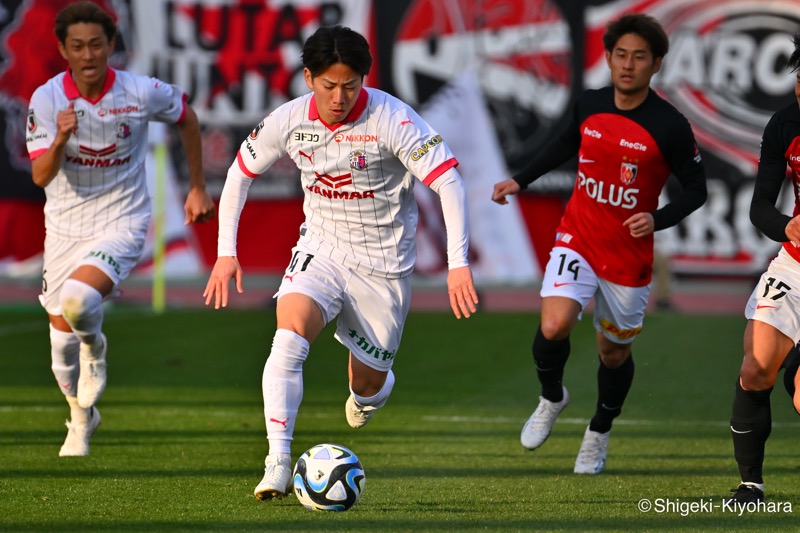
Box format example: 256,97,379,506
782,346,799,400
589,355,634,434
532,326,570,402
730,380,772,485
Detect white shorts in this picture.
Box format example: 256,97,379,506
540,247,650,344
40,230,145,315
744,247,800,344
274,243,412,372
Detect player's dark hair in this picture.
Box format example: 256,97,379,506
302,25,372,79
55,1,117,44
789,34,800,72
603,13,669,60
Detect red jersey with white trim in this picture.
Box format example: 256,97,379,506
513,88,706,287
26,68,187,239
236,87,458,278
750,101,800,262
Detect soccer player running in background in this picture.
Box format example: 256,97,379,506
203,25,478,500
727,34,800,504
491,13,707,474
26,2,215,457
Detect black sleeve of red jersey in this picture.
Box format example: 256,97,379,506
511,101,582,189
750,112,791,242
652,116,707,231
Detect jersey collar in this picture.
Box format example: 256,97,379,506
63,67,117,104
308,88,368,131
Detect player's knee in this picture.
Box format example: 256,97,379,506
267,329,310,372
539,318,571,341
352,368,393,405
350,370,387,398
59,279,103,329
739,359,777,390
599,349,629,369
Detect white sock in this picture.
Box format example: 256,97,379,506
742,481,765,492
263,329,309,456
66,395,91,425
50,324,81,397
352,369,395,408
59,279,104,345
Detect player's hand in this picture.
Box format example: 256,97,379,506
184,187,216,224
623,212,655,238
55,101,78,145
491,179,521,205
203,256,243,309
447,265,479,319
786,215,800,247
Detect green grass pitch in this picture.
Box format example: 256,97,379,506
0,305,797,531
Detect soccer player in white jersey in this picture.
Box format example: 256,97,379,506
203,25,479,501
26,2,215,457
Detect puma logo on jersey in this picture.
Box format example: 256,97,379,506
299,150,314,163
284,273,298,282
400,117,413,126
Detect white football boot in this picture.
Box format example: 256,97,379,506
345,394,377,429
254,454,293,500
59,407,101,457
520,386,570,449
574,425,610,474
77,333,107,409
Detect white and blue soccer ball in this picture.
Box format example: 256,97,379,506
292,443,365,511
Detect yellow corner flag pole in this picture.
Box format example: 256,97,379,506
152,142,167,314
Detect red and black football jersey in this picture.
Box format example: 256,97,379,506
513,87,706,286
750,101,800,263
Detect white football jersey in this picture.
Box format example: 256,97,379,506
27,68,187,239
236,87,458,278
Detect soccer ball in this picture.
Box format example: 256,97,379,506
292,443,365,511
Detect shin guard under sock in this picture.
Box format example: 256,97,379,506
532,326,570,402
730,380,772,484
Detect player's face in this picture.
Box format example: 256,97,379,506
58,22,114,95
305,63,363,125
605,33,662,98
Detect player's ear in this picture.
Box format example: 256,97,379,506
58,41,68,61
652,56,663,75
304,68,313,90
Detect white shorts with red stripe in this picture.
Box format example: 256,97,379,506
540,246,651,344
274,241,412,371
745,247,800,343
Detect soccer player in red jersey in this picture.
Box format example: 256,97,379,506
726,34,800,504
492,13,707,474
26,2,214,457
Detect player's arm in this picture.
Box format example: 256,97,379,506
750,113,794,243
176,104,216,224
203,165,252,309
31,101,77,188
492,101,581,204
204,114,285,308
650,120,708,232
427,167,479,319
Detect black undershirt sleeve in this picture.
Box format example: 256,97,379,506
652,116,707,231
750,114,791,243
511,103,582,189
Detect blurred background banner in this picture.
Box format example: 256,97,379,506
2,0,800,285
